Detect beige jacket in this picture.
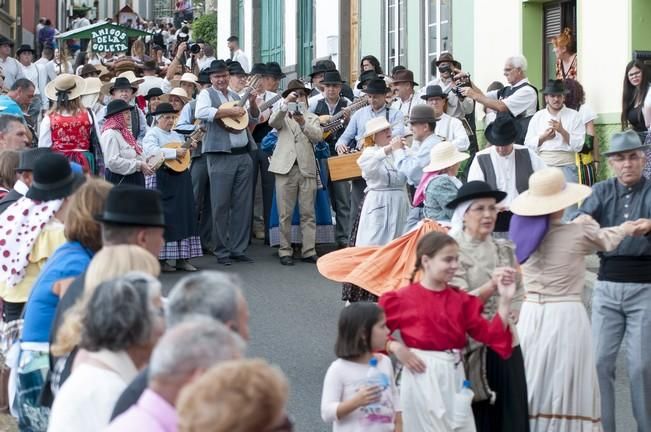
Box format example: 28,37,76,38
268,109,322,177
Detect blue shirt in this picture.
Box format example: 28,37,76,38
22,241,93,343
335,105,405,149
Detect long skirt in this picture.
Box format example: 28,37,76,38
355,188,408,246
401,349,475,432
472,346,530,432
517,298,602,432
269,159,334,246
105,169,145,187
146,169,202,261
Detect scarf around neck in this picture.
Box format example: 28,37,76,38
102,109,142,155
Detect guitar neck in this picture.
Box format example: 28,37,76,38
322,99,368,129
258,94,282,112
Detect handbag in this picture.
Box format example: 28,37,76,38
462,338,496,403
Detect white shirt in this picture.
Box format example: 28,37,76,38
321,355,399,432
524,106,585,154
394,133,443,186
100,129,146,175
231,49,250,73
487,78,538,118
137,76,171,97
419,76,474,119
468,144,547,207
434,113,470,151
0,56,24,89
20,63,48,109
578,104,597,125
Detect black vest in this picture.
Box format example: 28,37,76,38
314,98,349,146
496,82,539,144
477,148,534,194
130,106,141,139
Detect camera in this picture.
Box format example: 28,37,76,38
177,32,189,44
287,102,306,114
452,74,472,99
189,43,201,54
438,64,452,75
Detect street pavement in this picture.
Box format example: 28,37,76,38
160,242,635,432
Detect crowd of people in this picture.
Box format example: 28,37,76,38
0,19,647,432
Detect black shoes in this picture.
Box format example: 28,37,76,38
301,255,318,264
217,257,233,266
280,256,294,266
230,254,254,263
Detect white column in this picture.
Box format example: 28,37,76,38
244,0,253,56
315,0,339,66
285,0,297,66
217,0,232,59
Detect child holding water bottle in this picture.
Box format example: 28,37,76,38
380,232,516,431
320,302,401,431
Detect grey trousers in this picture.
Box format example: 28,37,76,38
206,152,254,259
322,162,351,244
592,280,651,432
251,148,274,243
190,155,214,251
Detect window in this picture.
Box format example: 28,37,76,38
260,0,284,64
385,0,406,72
298,0,314,78
543,0,576,84
424,0,452,80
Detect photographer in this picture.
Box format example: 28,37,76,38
419,53,473,121
268,80,322,266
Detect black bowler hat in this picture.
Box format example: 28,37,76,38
227,60,247,76
145,87,164,100
542,79,568,95
205,59,229,75
264,62,286,78
16,148,51,172
309,62,331,77
282,80,310,98
105,99,132,117
16,44,34,56
446,181,507,209
250,63,267,75
0,35,13,47
197,70,211,85
321,70,345,85
484,115,520,146
95,185,165,227
26,153,85,202
364,79,391,95
420,85,448,101
110,77,138,93
151,102,178,116
356,70,379,89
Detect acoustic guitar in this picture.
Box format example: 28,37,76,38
319,98,369,139
162,127,204,172
217,76,261,133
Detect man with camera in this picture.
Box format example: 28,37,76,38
419,53,474,121
268,81,322,265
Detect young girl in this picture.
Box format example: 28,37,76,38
321,302,401,431
381,232,516,431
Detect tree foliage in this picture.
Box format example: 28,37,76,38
192,13,217,50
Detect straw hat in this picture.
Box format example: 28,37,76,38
117,70,144,86
82,77,102,95
510,167,591,216
161,87,190,104
45,73,86,101
423,141,469,173
170,72,200,89
363,117,391,139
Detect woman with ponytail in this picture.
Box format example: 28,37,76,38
39,74,102,174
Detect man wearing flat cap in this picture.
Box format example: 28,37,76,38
572,130,651,432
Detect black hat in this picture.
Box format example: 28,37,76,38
16,148,51,172
205,59,229,75
227,60,247,76
142,60,159,72
310,62,332,77
364,79,391,95
110,77,138,93
197,70,211,85
356,70,379,89
250,63,267,75
145,87,164,100
264,62,286,78
435,52,461,70
26,153,85,202
95,185,165,227
484,115,520,146
321,70,345,85
542,79,568,95
0,35,13,47
151,102,178,116
105,99,132,117
282,80,310,98
446,181,507,209
409,105,437,124
16,44,34,56
420,85,448,101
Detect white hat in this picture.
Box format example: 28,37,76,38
45,74,86,101
422,141,470,173
161,87,190,104
363,117,392,139
170,72,200,89
510,167,592,216
82,77,102,95
117,70,144,86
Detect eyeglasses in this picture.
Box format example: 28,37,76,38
468,205,498,214
628,71,642,79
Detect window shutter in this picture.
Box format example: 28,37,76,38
544,4,562,40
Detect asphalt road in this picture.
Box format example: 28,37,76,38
160,241,636,432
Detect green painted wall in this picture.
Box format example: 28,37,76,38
631,0,651,52
452,0,474,75
359,0,383,61
521,2,543,91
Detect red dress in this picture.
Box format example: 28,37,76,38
50,111,92,172
379,282,513,359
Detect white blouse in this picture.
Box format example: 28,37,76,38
100,129,145,175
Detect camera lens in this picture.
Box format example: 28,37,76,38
190,44,201,54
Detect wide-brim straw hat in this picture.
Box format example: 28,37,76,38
170,72,200,89
45,73,86,101
160,87,190,104
82,77,102,96
117,70,144,86
423,141,470,173
363,117,391,139
510,167,592,216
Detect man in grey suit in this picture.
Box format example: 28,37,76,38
195,60,260,266
0,147,49,214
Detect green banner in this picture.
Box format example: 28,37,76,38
91,26,129,53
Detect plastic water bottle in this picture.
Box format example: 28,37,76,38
452,380,475,430
363,357,389,423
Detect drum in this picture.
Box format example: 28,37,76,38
327,153,362,181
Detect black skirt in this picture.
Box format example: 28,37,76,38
472,345,530,432
156,168,198,242
105,169,145,187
